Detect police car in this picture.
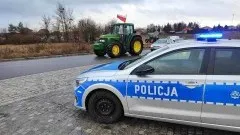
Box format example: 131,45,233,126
74,33,240,132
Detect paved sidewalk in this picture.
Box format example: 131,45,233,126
0,66,90,106
0,66,237,135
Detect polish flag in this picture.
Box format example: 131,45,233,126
117,14,127,23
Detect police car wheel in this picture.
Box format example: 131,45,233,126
88,91,123,124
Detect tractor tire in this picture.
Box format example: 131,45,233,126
106,43,122,58
94,50,106,57
129,37,143,56
88,90,123,124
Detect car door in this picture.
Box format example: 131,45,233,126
127,47,209,122
202,47,240,128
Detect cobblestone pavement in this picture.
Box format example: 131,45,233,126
0,66,238,135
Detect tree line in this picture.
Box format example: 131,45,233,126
0,3,117,45
147,22,240,34
1,2,240,45
147,22,200,33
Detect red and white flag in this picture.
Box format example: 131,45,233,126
117,14,127,23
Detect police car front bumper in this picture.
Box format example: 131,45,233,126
74,97,86,111
74,85,87,111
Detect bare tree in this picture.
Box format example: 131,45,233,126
51,20,60,42
42,15,51,40
78,18,101,43
104,19,117,34
55,2,74,42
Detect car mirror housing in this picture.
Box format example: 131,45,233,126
134,64,154,76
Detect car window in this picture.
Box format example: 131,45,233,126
214,48,240,75
124,46,169,69
161,51,191,60
145,48,205,75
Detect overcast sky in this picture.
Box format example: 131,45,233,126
0,0,239,30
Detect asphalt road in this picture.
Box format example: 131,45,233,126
0,50,150,80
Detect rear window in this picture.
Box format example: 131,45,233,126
214,48,240,75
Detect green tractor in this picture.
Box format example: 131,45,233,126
93,23,143,58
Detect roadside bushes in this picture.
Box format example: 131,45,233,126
0,43,91,59
6,34,41,45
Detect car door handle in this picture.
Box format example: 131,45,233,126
187,81,197,84
183,81,199,86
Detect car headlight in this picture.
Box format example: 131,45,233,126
76,78,87,87
99,39,105,43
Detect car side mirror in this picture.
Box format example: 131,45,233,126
134,64,154,76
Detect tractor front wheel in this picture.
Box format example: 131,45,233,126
107,43,122,58
129,37,143,56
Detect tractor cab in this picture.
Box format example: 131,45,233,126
111,23,135,48
93,23,143,58
111,23,135,35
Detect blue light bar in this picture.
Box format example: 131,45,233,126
196,33,223,39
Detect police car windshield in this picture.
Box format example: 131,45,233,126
123,46,169,70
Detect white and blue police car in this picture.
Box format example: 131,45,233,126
74,33,240,132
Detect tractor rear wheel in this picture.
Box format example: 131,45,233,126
107,43,122,58
94,50,106,57
129,37,143,56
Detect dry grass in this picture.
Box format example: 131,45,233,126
0,43,91,59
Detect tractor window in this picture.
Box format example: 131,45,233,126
125,25,133,35
112,25,124,35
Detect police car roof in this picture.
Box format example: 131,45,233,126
166,39,240,49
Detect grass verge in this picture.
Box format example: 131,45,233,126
0,43,91,59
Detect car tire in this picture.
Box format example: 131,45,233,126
87,91,123,124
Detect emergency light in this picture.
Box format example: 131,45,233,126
196,33,223,42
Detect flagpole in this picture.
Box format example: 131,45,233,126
125,14,127,23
